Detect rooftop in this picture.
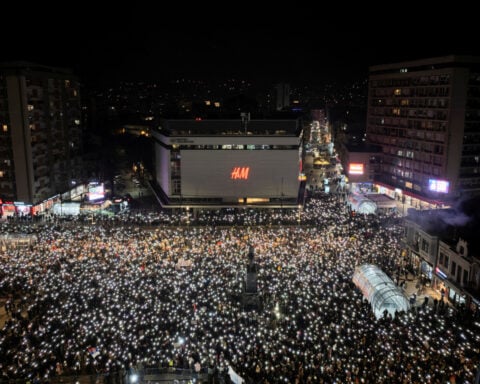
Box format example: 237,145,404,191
406,200,480,257
369,55,480,74
0,61,74,76
157,119,301,137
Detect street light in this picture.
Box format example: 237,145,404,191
186,206,190,226
297,204,302,225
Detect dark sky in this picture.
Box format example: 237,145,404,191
4,7,480,85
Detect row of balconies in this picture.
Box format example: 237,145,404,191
458,180,480,191
459,170,480,178
368,119,448,132
370,100,449,109
34,176,50,188
461,158,480,167
370,112,448,122
462,136,480,145
383,156,444,167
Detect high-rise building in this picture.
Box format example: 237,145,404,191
275,83,290,111
366,56,480,207
0,62,84,203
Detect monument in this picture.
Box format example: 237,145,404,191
242,245,261,310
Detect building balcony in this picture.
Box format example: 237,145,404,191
34,175,50,185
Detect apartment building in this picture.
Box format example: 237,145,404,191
0,62,84,203
367,56,480,207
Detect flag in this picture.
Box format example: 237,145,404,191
87,346,100,358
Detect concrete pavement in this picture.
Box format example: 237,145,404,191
400,272,448,310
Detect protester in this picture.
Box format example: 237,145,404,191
0,195,478,383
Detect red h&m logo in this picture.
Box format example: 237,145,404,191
231,167,250,180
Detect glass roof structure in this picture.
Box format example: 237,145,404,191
352,264,410,319
347,194,377,215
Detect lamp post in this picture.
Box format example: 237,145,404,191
297,204,302,225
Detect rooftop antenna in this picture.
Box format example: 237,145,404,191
241,112,250,135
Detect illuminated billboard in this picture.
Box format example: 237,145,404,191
181,150,299,198
428,179,449,193
88,183,105,201
349,163,364,175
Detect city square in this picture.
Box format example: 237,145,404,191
0,195,478,383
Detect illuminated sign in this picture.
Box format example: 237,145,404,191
298,174,307,181
435,267,447,279
231,167,250,180
349,163,364,175
428,179,449,193
88,183,105,201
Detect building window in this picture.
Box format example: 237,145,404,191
439,252,444,265
172,179,181,194
463,269,468,285
451,261,456,276
456,266,462,284
394,89,402,96
421,239,429,252
444,255,449,268
0,171,3,177
2,124,7,132
27,104,34,111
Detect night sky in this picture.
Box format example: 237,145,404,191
4,7,480,85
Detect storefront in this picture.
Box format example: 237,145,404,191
447,285,466,306
373,182,449,211
469,296,480,314
15,202,32,216
1,202,16,218
0,201,33,218
409,251,422,273
434,267,466,306
420,260,433,281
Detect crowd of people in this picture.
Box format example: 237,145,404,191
0,194,478,383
